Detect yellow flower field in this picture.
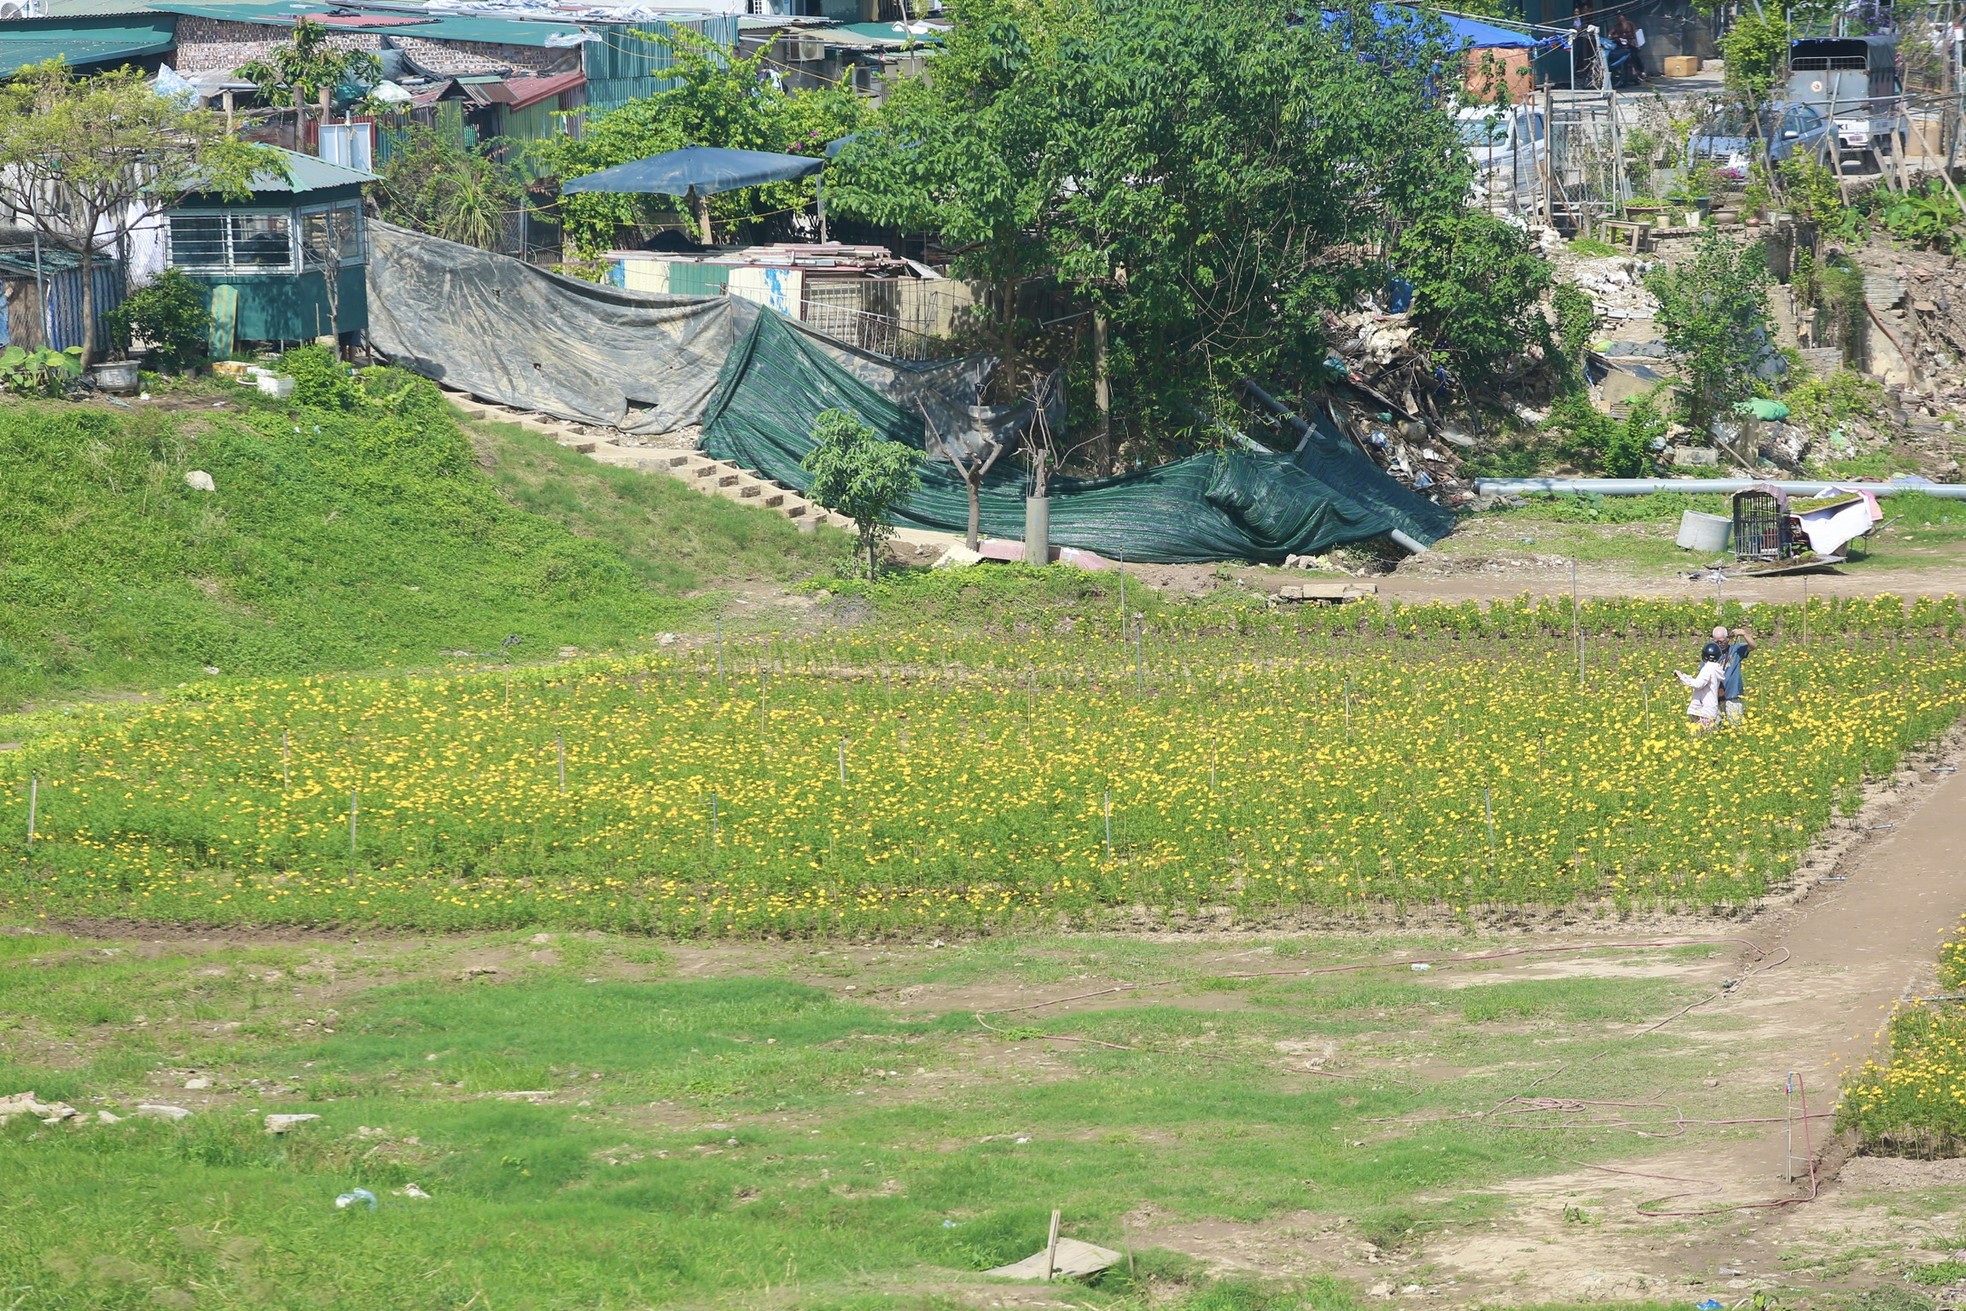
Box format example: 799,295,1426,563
1839,915,1966,1154
3,618,1963,934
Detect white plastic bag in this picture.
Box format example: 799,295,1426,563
1634,26,1646,45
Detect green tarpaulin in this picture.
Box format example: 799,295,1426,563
701,311,1454,564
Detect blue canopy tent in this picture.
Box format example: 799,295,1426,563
560,145,828,243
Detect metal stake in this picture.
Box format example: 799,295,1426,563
1483,786,1496,855
26,774,37,845
838,737,847,784
1104,789,1113,861
556,733,566,794
710,792,720,843
349,788,359,856
282,729,291,792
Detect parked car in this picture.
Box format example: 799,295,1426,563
1458,105,1547,210
1686,102,1832,179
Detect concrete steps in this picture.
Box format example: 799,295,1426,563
441,387,854,534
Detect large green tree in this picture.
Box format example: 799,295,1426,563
237,17,383,130
538,31,867,252
0,60,280,362
829,0,1478,451
1647,231,1776,430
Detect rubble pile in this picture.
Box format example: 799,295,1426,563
1320,305,1476,508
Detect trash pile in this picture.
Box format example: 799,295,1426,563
1561,254,1660,331
1320,304,1477,508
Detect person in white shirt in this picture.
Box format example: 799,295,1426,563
1677,641,1726,732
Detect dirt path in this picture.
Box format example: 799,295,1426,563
1407,744,1966,1301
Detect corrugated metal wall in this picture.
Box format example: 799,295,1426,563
580,17,740,111
39,262,126,352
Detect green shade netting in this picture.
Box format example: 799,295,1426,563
700,312,1454,564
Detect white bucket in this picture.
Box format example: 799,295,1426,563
256,373,295,399
1676,509,1732,553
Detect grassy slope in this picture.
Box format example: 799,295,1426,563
0,927,1762,1311
0,383,839,712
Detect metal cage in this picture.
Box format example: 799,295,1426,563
1731,484,1795,561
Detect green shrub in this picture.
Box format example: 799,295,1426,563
101,269,211,373
277,342,361,410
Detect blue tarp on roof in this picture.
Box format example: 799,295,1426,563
1369,4,1540,48
560,145,823,198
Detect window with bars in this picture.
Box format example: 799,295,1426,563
301,205,365,270
167,212,305,274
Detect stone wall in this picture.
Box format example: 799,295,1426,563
387,37,578,78
173,18,383,74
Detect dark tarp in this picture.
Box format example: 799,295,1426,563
365,221,1021,447
560,146,825,197
701,310,1454,563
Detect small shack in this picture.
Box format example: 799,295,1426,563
0,230,126,352
164,147,374,352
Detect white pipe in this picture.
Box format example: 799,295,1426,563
1389,529,1430,555
1476,476,1966,499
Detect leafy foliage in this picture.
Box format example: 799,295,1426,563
0,345,82,397
1645,231,1775,430
103,270,212,373
1549,282,1599,387
801,408,922,580
1784,367,1887,435
0,60,281,361
375,112,524,250
236,17,381,117
1777,152,1856,238
277,344,362,411
1720,8,1789,99
830,0,1476,437
1880,179,1966,254
1541,391,1667,477
537,31,865,253
1395,211,1553,389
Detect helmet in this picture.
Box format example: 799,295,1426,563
1701,642,1724,662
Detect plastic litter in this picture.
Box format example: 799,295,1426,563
1697,1300,1724,1309
1410,963,1433,972
335,1188,379,1211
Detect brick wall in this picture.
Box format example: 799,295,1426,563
174,18,382,74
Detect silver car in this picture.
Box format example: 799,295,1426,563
1687,103,1832,179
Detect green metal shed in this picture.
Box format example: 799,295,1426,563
166,147,374,350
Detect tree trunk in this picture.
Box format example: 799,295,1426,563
865,530,878,582
76,233,96,364
964,465,982,551
997,274,1018,404
1092,311,1112,473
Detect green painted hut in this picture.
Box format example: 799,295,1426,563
165,147,374,352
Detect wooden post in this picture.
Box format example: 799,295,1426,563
1042,1209,1062,1281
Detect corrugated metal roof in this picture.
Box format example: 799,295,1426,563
184,144,376,193
147,0,329,23
0,16,175,75
456,67,581,108
32,0,173,17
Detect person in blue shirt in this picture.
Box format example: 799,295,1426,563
1720,626,1754,725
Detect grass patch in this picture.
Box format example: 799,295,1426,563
0,930,1751,1310
0,380,842,713
468,417,843,595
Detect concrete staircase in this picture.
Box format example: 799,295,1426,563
441,388,855,534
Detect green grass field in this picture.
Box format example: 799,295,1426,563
0,926,1763,1311
0,383,841,713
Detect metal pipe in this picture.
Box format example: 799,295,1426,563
1389,529,1430,555
1476,476,1966,498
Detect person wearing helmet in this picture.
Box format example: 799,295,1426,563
1676,641,1726,732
